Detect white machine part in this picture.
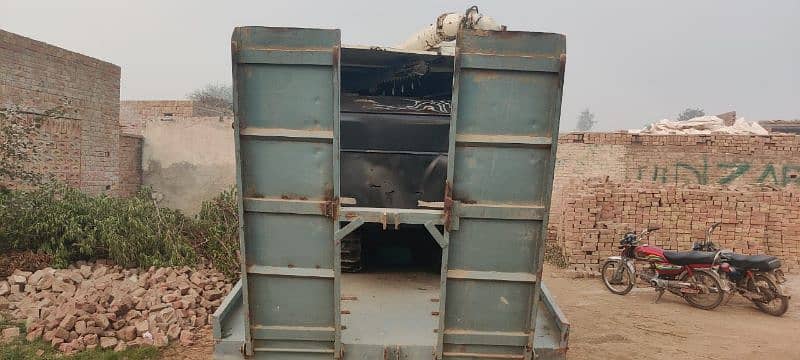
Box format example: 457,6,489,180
397,6,504,52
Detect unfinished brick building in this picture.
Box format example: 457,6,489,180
0,29,140,196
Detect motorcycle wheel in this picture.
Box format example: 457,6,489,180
601,260,634,295
751,274,789,317
681,270,725,310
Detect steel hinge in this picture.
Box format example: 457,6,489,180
323,197,340,219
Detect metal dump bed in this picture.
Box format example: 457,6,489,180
215,26,568,359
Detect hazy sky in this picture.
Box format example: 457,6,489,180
2,0,798,130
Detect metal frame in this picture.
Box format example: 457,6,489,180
438,29,567,360
227,26,566,360
232,27,342,359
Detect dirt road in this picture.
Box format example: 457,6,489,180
544,265,800,360
171,266,799,360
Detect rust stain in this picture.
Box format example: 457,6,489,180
443,181,454,232
472,71,501,81
332,45,340,65
320,197,339,219
493,30,522,40
280,193,308,200
344,212,358,220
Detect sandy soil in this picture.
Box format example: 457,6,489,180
543,265,800,360
160,329,214,360
175,267,799,360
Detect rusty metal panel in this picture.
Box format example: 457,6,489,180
231,27,341,358
439,29,566,360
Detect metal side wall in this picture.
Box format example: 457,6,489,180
439,30,566,360
218,26,567,360
230,27,342,359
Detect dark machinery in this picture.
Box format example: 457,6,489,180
339,47,454,272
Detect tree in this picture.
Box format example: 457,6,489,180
677,107,705,121
575,108,596,131
188,83,233,111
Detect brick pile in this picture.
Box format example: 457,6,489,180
0,262,230,354
549,179,800,273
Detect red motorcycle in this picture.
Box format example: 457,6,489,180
694,223,790,316
601,226,727,310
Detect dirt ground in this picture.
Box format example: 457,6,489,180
160,329,214,359
172,266,799,360
543,264,800,360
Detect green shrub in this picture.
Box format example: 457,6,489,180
0,183,240,278
0,183,196,268
193,187,240,278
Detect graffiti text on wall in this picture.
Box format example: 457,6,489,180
636,158,800,186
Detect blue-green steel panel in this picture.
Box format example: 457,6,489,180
238,64,334,130
248,276,335,326
444,280,534,331
240,140,333,199
448,219,539,273
440,29,566,360
452,147,550,204
244,213,334,269
456,71,558,137
232,26,341,359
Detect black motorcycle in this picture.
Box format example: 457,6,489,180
694,223,790,316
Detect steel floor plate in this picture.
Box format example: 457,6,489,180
341,271,440,346
213,276,567,359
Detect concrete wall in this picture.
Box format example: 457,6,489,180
0,29,122,194
140,116,235,214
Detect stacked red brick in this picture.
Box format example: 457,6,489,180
549,180,800,272
548,132,800,272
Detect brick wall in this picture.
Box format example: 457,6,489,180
0,29,122,195
549,180,800,272
556,133,800,187
552,133,800,220
549,132,800,272
120,100,231,136
119,134,143,197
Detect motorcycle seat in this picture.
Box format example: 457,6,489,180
725,253,781,272
662,251,717,266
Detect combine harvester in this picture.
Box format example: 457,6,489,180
213,6,570,359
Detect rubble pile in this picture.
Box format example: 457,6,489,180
631,116,769,135
0,261,231,354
